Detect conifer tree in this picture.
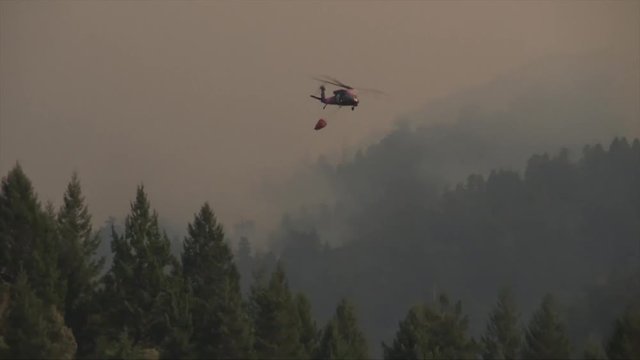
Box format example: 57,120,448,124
429,294,478,359
383,294,477,360
102,185,177,348
481,288,522,359
316,298,368,360
152,278,194,359
57,172,104,355
296,293,320,358
3,270,77,359
0,164,63,307
605,305,640,360
182,202,252,358
521,294,570,359
250,262,305,359
382,305,431,360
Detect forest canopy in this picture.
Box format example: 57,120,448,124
0,136,638,359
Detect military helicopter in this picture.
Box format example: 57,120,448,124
310,76,384,111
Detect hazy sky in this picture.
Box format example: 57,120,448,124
1,1,638,234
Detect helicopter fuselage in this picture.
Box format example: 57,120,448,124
310,88,359,110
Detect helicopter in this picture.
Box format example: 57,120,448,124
310,76,384,111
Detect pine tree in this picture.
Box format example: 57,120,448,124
383,294,477,360
316,298,368,360
250,262,305,359
0,164,63,308
481,288,522,359
102,185,177,348
3,270,77,359
56,172,104,356
182,202,252,358
429,294,478,359
605,305,640,360
296,293,320,358
152,278,194,359
521,294,570,359
382,305,431,360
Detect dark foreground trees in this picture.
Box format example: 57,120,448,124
56,173,104,357
182,203,252,358
0,164,63,308
100,185,178,352
2,271,76,359
249,262,307,359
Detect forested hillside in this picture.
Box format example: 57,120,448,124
241,136,640,358
1,137,638,359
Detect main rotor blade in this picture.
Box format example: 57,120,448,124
355,87,387,95
321,75,354,89
312,75,386,95
313,75,354,90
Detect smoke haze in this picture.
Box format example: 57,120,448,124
1,1,638,244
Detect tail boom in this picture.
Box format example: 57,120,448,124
310,85,326,102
